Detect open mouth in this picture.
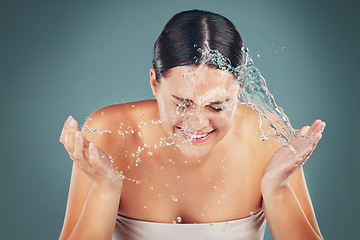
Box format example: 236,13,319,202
176,127,215,143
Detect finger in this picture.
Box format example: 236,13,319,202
89,142,100,167
307,119,324,137
65,119,78,153
319,121,326,133
310,131,323,150
60,116,72,144
73,131,84,161
82,137,90,160
298,126,310,136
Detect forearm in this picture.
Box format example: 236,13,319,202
63,184,121,240
262,186,323,240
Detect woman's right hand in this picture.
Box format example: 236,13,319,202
59,116,123,192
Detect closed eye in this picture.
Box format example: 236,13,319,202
208,106,223,112
175,103,192,109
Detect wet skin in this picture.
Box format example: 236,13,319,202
59,66,324,239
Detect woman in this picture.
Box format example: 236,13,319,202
59,10,325,240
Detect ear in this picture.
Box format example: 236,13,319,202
150,68,159,98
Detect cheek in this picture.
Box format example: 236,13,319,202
211,107,236,129
159,103,183,126
211,114,231,129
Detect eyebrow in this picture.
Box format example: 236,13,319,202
171,95,192,103
171,95,229,105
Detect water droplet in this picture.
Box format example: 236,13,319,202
143,205,147,208
177,217,182,222
257,54,260,57
149,186,154,190
131,105,135,107
250,211,254,216
147,151,153,156
173,221,176,224
136,180,140,184
177,175,181,179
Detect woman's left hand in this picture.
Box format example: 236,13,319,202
261,119,326,194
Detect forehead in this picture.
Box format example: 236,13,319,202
162,65,238,101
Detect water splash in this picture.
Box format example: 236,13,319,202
238,48,297,145
79,43,298,186
194,41,297,145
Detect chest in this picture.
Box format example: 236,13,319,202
117,139,267,223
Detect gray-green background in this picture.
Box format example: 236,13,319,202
1,0,359,239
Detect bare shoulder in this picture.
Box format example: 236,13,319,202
84,100,157,126
233,103,281,163
232,104,264,142
81,100,158,153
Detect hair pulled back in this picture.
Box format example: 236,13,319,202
153,9,244,81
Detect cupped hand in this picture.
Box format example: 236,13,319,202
261,119,326,193
59,116,123,191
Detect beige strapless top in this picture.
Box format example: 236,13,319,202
112,208,266,240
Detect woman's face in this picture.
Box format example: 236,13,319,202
151,65,240,159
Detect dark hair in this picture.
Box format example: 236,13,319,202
153,9,244,82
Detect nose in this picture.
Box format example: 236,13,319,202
183,108,210,132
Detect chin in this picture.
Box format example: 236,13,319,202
179,145,210,159
175,137,214,159
180,149,209,159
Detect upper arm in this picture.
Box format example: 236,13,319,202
289,167,323,238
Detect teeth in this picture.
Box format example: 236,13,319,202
177,127,214,139
190,133,208,139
